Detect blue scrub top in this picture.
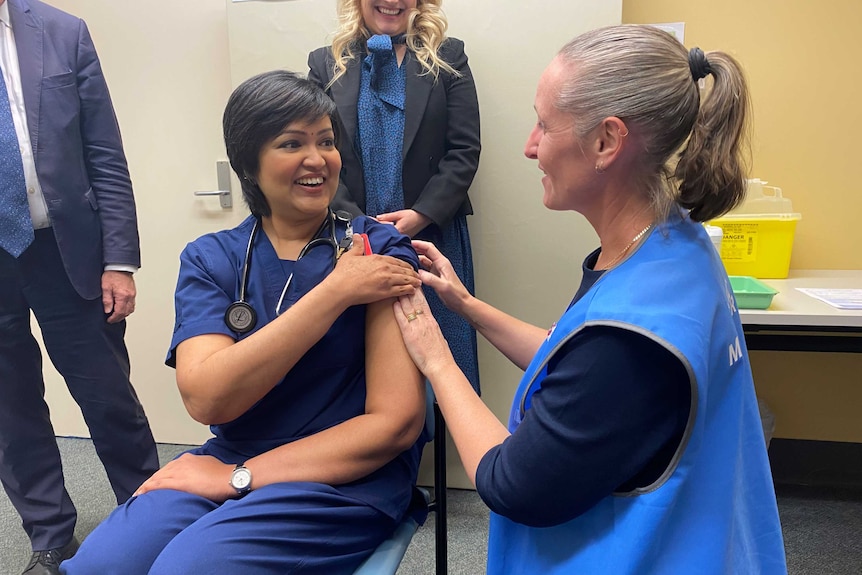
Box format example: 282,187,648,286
166,214,422,520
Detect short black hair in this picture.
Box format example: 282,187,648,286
222,70,341,217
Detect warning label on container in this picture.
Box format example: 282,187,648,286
719,223,758,262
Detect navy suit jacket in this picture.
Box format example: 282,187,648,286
308,38,480,233
8,0,139,299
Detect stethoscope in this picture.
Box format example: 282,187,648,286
224,209,354,334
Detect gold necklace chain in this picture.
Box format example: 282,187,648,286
600,223,653,270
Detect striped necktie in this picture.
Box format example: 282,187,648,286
0,67,33,257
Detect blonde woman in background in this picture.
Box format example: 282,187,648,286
308,0,482,393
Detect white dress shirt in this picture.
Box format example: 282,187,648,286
0,0,50,230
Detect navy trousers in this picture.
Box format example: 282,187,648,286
0,229,159,550
61,482,396,575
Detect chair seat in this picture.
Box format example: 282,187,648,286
352,516,420,574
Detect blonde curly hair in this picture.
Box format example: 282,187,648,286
328,0,459,87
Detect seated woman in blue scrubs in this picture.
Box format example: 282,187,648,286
62,70,426,574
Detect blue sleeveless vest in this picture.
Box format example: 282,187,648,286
487,214,787,574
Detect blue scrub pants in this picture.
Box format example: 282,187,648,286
61,482,396,575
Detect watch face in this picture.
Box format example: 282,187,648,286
232,467,252,490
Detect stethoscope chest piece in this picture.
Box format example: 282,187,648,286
225,301,257,334
225,209,353,334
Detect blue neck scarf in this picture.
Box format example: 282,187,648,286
357,34,406,216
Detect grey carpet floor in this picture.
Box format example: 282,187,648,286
0,438,860,574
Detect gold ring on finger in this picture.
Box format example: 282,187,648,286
406,312,418,322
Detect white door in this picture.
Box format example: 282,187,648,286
40,0,239,445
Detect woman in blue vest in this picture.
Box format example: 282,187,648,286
393,25,787,575
62,71,426,574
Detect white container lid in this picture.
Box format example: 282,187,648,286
728,179,796,216
703,224,723,238
713,212,802,221
703,224,722,251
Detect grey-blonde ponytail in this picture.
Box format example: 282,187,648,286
555,25,750,223
675,51,750,222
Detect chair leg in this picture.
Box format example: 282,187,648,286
434,403,448,575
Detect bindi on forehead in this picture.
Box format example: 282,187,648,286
281,128,333,135
279,122,334,137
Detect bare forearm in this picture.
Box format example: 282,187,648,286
425,362,510,484
178,281,349,424
246,413,422,487
460,296,547,371
219,298,424,490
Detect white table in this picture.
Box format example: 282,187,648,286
739,270,862,352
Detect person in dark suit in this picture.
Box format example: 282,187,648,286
308,0,482,392
0,1,159,573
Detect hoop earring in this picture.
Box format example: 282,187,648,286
595,160,605,174
619,128,629,137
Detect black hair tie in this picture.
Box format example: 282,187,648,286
688,47,712,81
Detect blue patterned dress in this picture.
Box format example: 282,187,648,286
357,34,480,393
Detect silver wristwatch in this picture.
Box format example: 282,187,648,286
229,464,252,496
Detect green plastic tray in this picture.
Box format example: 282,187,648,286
729,276,778,309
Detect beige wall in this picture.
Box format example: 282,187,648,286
624,0,862,441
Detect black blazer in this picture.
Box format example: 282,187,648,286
308,37,480,232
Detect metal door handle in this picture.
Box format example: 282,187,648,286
194,161,233,209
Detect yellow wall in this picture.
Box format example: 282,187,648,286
623,0,862,442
